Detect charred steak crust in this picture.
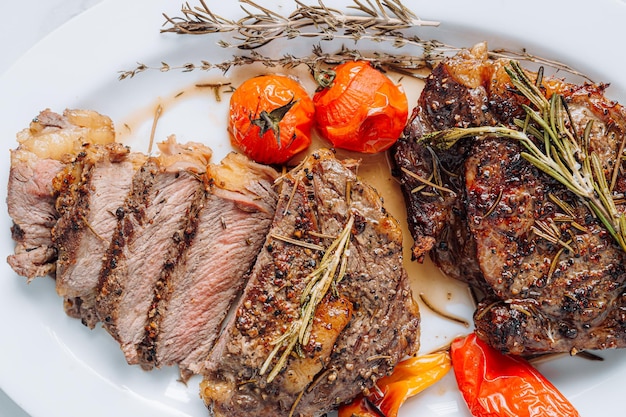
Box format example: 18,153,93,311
8,115,292,386
297,153,420,415
201,149,420,417
53,143,138,328
96,158,205,365
137,183,207,369
393,42,626,355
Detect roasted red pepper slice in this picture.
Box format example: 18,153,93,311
338,352,451,417
450,333,580,417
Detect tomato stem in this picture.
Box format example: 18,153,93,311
250,96,298,146
314,69,336,89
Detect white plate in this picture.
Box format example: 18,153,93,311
1,0,626,416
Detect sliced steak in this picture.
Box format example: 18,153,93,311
201,149,420,417
96,139,212,366
138,152,278,380
7,109,115,279
53,143,145,328
393,43,626,355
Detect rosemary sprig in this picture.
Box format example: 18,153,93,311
531,219,574,253
400,166,455,196
269,232,325,251
120,0,589,80
119,44,443,80
421,60,626,252
118,47,589,81
162,0,439,49
260,215,354,383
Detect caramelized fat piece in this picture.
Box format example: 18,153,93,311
7,109,115,279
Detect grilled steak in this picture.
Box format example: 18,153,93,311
7,109,115,279
392,42,626,355
96,139,211,366
138,152,278,379
8,111,419,416
201,149,420,417
53,143,145,327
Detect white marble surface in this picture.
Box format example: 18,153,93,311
0,2,103,415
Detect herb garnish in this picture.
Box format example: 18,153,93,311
260,215,354,383
161,0,439,49
119,0,588,80
421,60,626,253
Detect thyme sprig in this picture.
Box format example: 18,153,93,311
162,0,439,49
120,0,589,80
118,43,446,80
119,45,589,81
421,60,626,252
260,215,354,383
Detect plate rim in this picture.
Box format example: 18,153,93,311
2,0,626,416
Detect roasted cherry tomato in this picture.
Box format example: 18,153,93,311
228,74,314,164
313,61,408,153
338,352,451,417
450,333,580,417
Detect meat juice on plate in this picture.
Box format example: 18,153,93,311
116,67,476,359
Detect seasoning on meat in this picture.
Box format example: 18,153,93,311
201,149,420,417
392,42,626,355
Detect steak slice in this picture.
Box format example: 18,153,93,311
466,84,626,354
201,149,420,417
137,152,278,379
7,109,115,279
393,42,626,355
96,138,212,366
52,143,145,328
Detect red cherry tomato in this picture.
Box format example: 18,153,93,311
313,61,408,153
450,333,580,417
228,74,314,164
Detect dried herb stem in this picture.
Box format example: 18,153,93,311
119,45,440,80
548,242,571,281
148,104,163,154
531,219,574,253
270,233,325,251
260,215,354,382
162,0,439,50
400,166,455,196
299,215,354,345
489,49,590,82
121,0,590,81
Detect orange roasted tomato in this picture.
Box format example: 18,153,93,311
313,61,408,153
228,74,314,165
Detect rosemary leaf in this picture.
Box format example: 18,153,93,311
119,0,589,80
162,0,439,48
420,61,626,253
400,167,455,196
270,233,325,251
260,215,354,383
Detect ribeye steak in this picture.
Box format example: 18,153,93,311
392,43,626,355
